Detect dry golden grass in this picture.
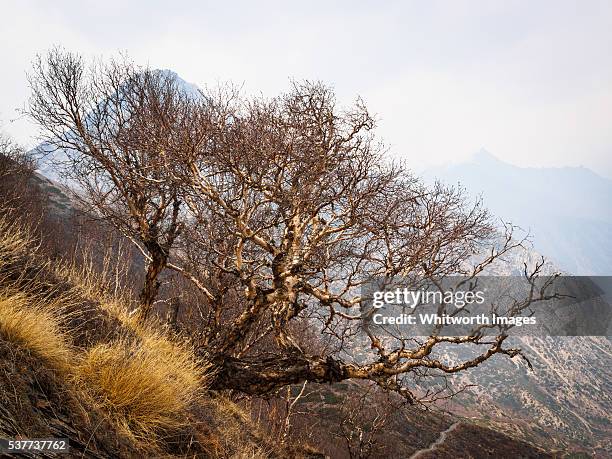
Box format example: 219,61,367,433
0,290,73,372
76,331,206,441
200,396,278,459
0,217,74,372
50,244,138,327
0,213,210,447
0,216,32,262
0,211,280,457
36,230,213,443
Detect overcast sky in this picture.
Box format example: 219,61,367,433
2,0,611,177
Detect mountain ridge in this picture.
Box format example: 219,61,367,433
423,150,612,275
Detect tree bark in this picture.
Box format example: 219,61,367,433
208,354,350,394
138,244,167,322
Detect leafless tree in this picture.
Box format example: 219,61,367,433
170,80,547,396
27,49,215,320
28,50,552,399
335,386,397,459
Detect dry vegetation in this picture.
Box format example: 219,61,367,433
0,217,73,372
0,50,560,457
0,210,302,457
24,51,551,402
0,290,73,372
77,335,204,441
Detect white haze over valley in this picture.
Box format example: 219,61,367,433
425,150,612,275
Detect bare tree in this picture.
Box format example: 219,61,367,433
27,49,214,320
335,386,396,459
170,80,546,395
28,51,551,399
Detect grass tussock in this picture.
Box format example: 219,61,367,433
0,290,73,372
0,213,210,449
0,210,288,457
76,331,206,440
0,216,75,372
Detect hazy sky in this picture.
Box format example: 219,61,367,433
2,0,611,176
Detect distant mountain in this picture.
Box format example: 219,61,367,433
424,150,612,275
421,153,612,454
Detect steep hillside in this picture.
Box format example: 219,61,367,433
441,336,611,456
0,140,559,458
420,154,612,455
0,212,311,458
261,381,553,459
